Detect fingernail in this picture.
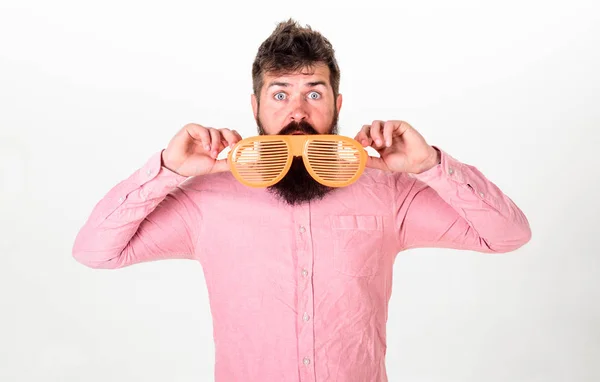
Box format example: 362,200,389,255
376,139,382,146
205,145,210,151
386,140,391,147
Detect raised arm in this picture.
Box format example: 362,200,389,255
394,148,531,253
353,119,530,254
72,150,197,268
72,123,243,269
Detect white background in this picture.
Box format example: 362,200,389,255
1,1,599,381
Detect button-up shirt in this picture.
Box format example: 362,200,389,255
72,147,531,382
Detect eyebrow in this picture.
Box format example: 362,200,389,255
267,81,328,89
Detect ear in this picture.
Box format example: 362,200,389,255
251,94,258,120
336,93,343,114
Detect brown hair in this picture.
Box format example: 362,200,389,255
252,19,340,102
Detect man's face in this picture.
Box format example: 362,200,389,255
250,63,343,205
252,62,342,136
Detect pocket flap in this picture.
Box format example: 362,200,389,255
330,215,382,231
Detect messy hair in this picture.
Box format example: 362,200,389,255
252,19,340,101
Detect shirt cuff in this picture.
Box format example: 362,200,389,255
409,146,460,180
133,150,189,199
408,146,501,211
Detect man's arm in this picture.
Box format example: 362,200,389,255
72,150,200,269
394,147,531,253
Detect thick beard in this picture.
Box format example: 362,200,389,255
256,110,339,206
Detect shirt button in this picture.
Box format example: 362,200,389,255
303,312,310,322
479,191,485,197
118,197,124,203
299,225,306,233
146,169,152,176
448,168,454,175
302,269,308,277
303,357,310,365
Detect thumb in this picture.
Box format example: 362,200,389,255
211,157,230,174
366,155,389,172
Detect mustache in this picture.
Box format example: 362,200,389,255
278,120,319,135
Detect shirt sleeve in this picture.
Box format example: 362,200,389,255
72,150,201,269
394,147,531,253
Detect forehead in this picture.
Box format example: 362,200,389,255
262,63,331,88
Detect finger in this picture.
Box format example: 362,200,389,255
355,125,372,147
220,138,230,152
186,125,211,151
365,155,389,171
396,121,411,136
212,157,230,174
383,121,396,147
220,128,242,148
209,128,221,158
232,129,243,142
370,120,385,148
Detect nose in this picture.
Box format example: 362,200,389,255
289,96,308,122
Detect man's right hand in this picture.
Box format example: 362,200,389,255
161,123,243,177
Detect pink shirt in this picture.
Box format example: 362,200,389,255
72,147,531,381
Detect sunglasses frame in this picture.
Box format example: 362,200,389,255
227,134,368,188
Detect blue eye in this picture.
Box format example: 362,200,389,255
274,92,286,100
308,91,321,100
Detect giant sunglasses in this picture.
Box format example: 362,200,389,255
228,134,368,188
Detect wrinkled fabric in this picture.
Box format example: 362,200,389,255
73,147,531,382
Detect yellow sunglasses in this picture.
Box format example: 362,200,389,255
227,134,368,188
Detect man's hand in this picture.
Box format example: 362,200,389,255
161,123,242,177
354,120,440,174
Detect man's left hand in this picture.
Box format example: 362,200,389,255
354,120,440,174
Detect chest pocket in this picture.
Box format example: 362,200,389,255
330,215,384,277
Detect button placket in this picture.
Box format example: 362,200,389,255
294,205,316,381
